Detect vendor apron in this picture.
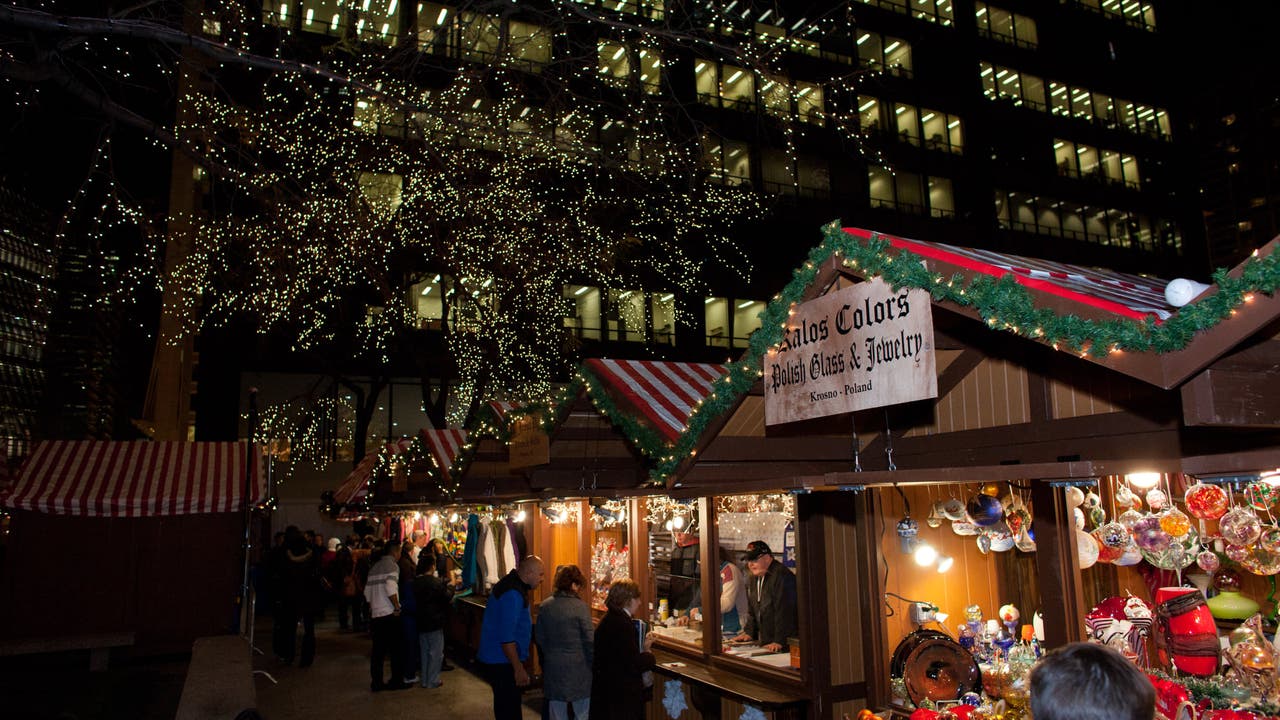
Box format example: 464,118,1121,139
1154,586,1218,677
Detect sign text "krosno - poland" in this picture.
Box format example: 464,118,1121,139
764,277,937,425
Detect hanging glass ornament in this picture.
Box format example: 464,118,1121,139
1118,508,1145,528
1115,544,1144,566
1097,522,1131,548
1160,508,1192,537
1131,516,1172,552
967,494,1004,526
1196,550,1220,574
1220,507,1263,547
1077,529,1100,569
1140,525,1197,570
1184,482,1229,520
1065,486,1085,508
1115,484,1137,508
982,483,1002,497
1089,506,1107,528
1073,507,1086,530
1225,544,1251,563
1083,491,1102,511
1260,525,1280,553
1245,481,1280,511
927,502,944,529
1144,488,1168,512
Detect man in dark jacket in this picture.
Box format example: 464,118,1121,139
413,553,453,689
731,540,797,652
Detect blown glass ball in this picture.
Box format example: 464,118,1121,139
961,692,982,707
982,483,1002,497
1115,484,1137,508
1083,491,1102,510
1261,525,1280,553
1097,521,1132,548
1118,509,1145,529
1245,481,1280,511
1140,525,1197,570
1093,534,1124,564
1115,544,1144,566
1219,507,1263,547
1073,507,1086,530
1196,550,1221,574
1159,508,1192,537
1225,544,1250,563
967,494,1005,526
1184,482,1229,520
1131,516,1172,552
1145,488,1168,511
1076,530,1100,569
1214,567,1243,592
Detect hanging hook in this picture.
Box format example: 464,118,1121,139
851,414,863,473
883,409,897,471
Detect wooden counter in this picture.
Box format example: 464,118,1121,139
649,647,807,720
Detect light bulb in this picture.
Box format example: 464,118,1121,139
936,555,954,573
558,509,569,523
1127,472,1162,489
449,512,459,523
913,543,938,567
428,513,438,525
665,520,674,531
672,515,685,530
514,510,526,522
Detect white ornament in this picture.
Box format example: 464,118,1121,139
663,680,688,718
1164,278,1212,307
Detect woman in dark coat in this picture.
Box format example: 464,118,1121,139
535,565,593,720
591,578,656,720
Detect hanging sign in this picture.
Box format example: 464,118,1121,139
509,412,550,468
764,277,936,425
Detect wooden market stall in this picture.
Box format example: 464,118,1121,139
0,441,265,655
634,225,1280,720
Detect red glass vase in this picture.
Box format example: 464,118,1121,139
1154,586,1218,677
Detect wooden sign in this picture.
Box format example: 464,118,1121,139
509,412,550,468
764,277,936,425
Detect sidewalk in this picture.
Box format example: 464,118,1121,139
252,616,542,720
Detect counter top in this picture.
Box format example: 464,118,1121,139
651,648,808,709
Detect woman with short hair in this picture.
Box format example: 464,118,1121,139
535,565,594,720
590,578,656,720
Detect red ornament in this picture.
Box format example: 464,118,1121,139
1147,675,1191,719
909,710,940,720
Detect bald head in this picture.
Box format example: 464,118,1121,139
518,555,545,587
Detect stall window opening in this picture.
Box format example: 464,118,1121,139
646,497,707,651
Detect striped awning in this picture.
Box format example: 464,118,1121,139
583,359,727,443
844,228,1176,321
333,439,413,506
420,428,468,475
1,441,264,517
488,401,518,423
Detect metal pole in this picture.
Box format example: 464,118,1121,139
238,387,259,641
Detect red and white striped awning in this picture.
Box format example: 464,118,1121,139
583,359,727,443
488,401,518,424
333,439,413,506
420,428,469,475
843,227,1176,321
1,441,264,517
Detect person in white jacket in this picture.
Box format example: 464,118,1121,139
365,543,410,691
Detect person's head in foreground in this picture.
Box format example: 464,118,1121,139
605,578,643,615
1030,641,1154,720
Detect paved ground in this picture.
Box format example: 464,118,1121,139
253,616,543,720
0,650,187,720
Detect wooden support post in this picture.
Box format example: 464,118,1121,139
1030,481,1086,648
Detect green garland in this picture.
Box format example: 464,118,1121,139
613,221,1279,484
1152,670,1280,716
370,221,1280,493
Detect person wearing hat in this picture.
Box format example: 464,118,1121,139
731,540,797,653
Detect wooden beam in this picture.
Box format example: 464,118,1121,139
1181,447,1280,476
1181,340,1280,427
1030,481,1086,648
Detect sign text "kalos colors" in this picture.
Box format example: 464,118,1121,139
764,277,937,425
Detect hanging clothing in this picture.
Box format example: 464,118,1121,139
479,518,499,589
492,518,516,578
505,518,521,564
508,518,528,561
462,513,481,589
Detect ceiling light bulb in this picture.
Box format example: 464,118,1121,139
1127,472,1162,489
672,515,685,530
449,512,459,523
514,510,526,522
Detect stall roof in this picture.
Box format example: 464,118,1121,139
1,441,264,516
582,359,726,443
332,439,413,507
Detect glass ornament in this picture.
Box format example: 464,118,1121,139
989,533,1015,552
1261,525,1280,553
982,483,1002,497
1089,506,1107,528
1083,491,1102,510
1219,507,1263,546
1225,544,1250,563
1159,508,1192,537
967,494,1004,526
1214,567,1243,593
1115,544,1143,566
1184,482,1229,520
927,502,944,529
1245,481,1280,511
1093,533,1124,564
976,534,992,554
1097,521,1131,548
1073,507,1085,530
1131,516,1172,552
1077,529,1101,569
1238,544,1280,576
1140,525,1198,570
1145,488,1168,512
1115,484,1137,508
1196,550,1220,574
1118,508,1144,528
941,497,967,521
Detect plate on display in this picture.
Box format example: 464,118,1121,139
891,630,981,706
